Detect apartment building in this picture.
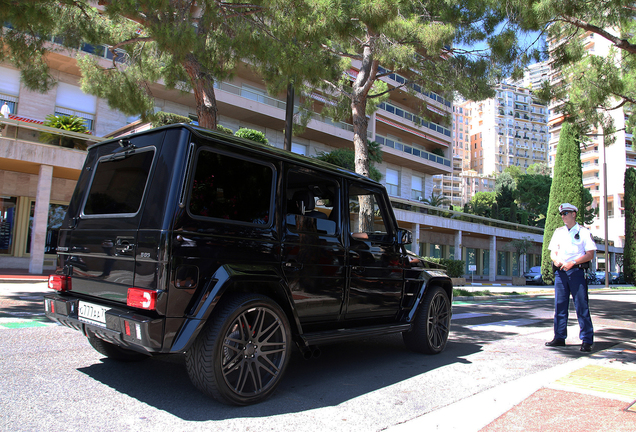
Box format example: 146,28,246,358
4,38,593,279
547,31,630,254
467,83,549,176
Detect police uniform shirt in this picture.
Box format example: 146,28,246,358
548,223,596,264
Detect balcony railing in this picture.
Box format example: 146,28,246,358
0,117,105,149
390,198,545,235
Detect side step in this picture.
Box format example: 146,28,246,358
300,323,411,347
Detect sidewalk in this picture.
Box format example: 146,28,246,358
0,268,53,282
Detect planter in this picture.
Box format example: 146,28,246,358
512,276,526,286
451,277,466,286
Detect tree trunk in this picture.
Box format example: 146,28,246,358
351,42,378,179
183,54,218,129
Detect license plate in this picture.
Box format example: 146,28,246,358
78,301,109,327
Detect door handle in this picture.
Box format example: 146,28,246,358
284,262,303,271
352,266,365,273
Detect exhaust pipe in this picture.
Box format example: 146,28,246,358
302,346,322,359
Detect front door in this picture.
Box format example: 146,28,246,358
345,183,403,319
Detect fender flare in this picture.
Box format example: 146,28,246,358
169,264,302,352
405,275,453,323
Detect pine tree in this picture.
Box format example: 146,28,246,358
624,168,636,285
541,123,585,284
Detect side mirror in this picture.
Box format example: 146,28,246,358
398,228,412,245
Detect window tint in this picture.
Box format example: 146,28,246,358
348,184,391,242
189,149,273,224
285,169,338,235
84,150,154,215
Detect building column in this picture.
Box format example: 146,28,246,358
454,230,462,260
29,165,53,274
489,235,497,282
413,223,420,256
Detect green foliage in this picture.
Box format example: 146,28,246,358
468,191,497,217
423,193,450,208
526,163,551,176
625,168,636,285
424,257,466,278
313,147,382,181
508,0,636,140
541,123,584,284
150,111,192,128
216,125,234,135
431,148,445,157
234,128,269,145
582,188,598,225
40,114,90,150
516,174,551,227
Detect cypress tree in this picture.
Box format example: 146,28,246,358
624,168,636,285
541,123,585,284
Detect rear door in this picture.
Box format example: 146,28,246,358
62,131,165,304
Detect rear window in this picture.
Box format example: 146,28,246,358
83,149,155,216
188,149,273,225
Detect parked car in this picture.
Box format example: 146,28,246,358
524,266,544,285
610,272,625,284
44,124,453,406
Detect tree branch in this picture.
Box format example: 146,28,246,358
557,15,636,54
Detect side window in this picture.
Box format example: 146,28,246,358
285,169,338,235
348,184,392,242
84,149,155,216
189,149,273,225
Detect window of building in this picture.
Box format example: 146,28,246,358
0,197,17,255
291,142,307,156
55,82,97,130
26,202,68,254
411,175,423,200
429,244,443,258
0,66,21,115
385,168,399,196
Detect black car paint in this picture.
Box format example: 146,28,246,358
44,123,452,359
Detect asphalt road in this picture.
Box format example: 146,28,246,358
2,283,635,432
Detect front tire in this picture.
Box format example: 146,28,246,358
185,293,292,405
403,286,451,354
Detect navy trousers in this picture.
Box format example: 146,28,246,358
553,268,594,344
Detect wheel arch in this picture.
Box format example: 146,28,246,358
169,264,301,352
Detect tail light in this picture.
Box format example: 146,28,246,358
127,287,157,311
48,275,71,292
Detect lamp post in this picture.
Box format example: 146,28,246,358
602,139,609,287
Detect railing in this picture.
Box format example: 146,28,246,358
215,81,372,138
390,198,546,235
0,117,105,149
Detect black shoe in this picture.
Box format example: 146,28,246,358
580,343,592,352
545,338,566,347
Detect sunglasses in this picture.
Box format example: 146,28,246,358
560,211,573,216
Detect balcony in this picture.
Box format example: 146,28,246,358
0,116,101,178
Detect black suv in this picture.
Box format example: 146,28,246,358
44,124,453,405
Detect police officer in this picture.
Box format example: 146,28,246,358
546,203,596,352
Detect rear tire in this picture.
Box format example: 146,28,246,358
403,286,451,354
87,332,149,362
185,293,292,405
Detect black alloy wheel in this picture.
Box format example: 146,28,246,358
403,286,451,354
186,293,291,405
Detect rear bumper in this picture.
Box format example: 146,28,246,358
44,293,164,354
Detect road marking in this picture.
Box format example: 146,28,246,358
452,312,491,320
0,317,57,329
465,319,542,334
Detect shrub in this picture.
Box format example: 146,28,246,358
424,257,465,278
150,111,192,128
40,114,90,150
216,125,234,135
234,128,269,145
